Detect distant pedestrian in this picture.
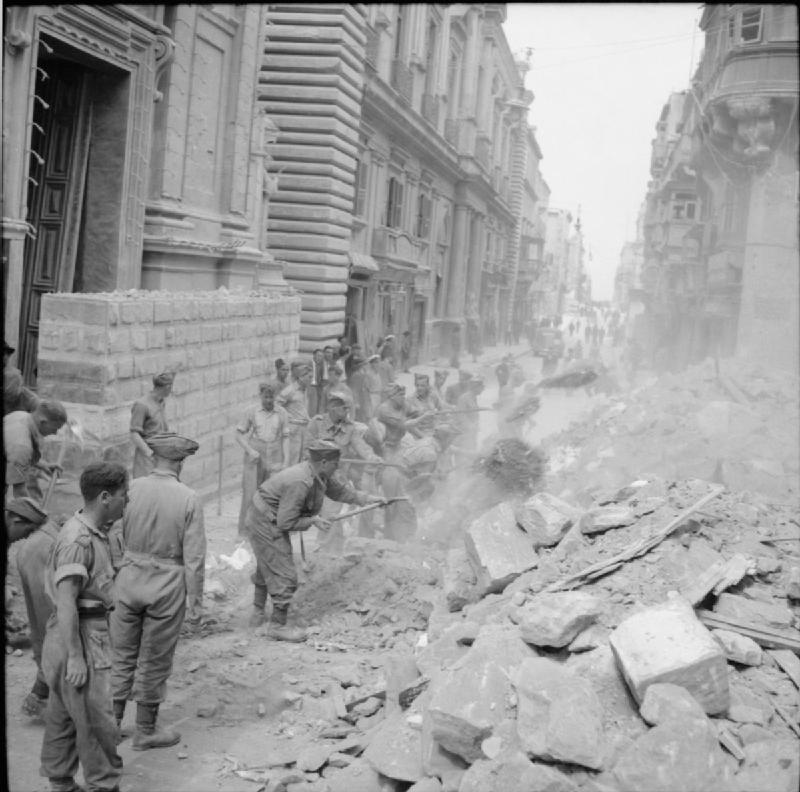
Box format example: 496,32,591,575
269,358,290,393
307,349,327,417
348,356,371,422
378,343,396,386
433,369,449,404
568,322,575,337
400,331,412,372
365,355,383,415
277,358,312,464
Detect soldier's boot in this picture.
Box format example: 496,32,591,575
132,702,181,751
266,604,306,643
248,607,266,628
48,777,85,792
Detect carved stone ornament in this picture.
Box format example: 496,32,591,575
725,96,777,160
153,34,175,102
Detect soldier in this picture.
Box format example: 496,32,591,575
277,358,313,465
376,384,420,542
269,358,290,393
109,432,205,751
348,355,371,422
305,392,381,466
4,339,39,415
433,369,449,404
4,399,67,500
39,461,129,792
322,362,353,407
405,373,442,438
6,497,57,719
235,382,288,537
365,354,383,415
129,371,175,479
244,440,383,641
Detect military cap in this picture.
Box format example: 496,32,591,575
414,373,430,383
350,355,367,368
384,334,395,342
4,340,15,354
146,432,199,460
290,356,312,372
5,497,48,525
153,371,176,388
307,439,341,461
368,354,380,363
37,400,68,423
327,391,349,406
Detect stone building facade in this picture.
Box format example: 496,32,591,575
2,4,296,497
623,4,798,372
261,3,544,358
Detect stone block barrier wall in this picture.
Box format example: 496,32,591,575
36,288,300,505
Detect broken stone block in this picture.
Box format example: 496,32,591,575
442,548,479,612
567,624,605,653
516,591,602,648
611,717,733,792
737,724,775,745
427,638,518,763
734,740,800,792
363,710,423,784
415,624,472,679
459,751,578,792
480,718,522,760
515,493,582,549
726,704,766,725
325,758,385,792
713,593,794,628
639,683,707,726
407,778,443,792
609,595,730,714
513,657,605,770
464,503,538,594
579,505,636,535
712,629,763,666
420,707,468,782
787,566,800,601
296,745,331,772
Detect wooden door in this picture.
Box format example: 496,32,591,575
19,61,91,385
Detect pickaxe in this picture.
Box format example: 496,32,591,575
329,496,410,522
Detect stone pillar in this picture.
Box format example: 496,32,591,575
466,211,484,302
446,203,470,318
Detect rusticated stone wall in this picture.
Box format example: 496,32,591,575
36,288,300,510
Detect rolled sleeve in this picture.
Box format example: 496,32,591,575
236,410,254,435
130,401,147,434
52,540,91,587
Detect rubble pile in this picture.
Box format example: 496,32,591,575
220,474,799,792
543,359,800,504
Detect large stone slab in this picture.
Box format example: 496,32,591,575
421,707,468,783
611,717,734,792
464,503,538,594
515,592,602,648
733,740,800,792
442,548,479,613
459,751,578,792
363,710,423,783
512,657,605,770
515,493,582,549
713,593,794,629
609,596,729,714
579,504,637,535
325,757,385,792
427,635,521,763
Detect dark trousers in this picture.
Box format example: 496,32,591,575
40,616,121,790
245,505,297,609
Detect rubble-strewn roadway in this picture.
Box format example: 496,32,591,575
6,327,799,792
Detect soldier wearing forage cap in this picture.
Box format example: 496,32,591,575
277,357,313,465
405,373,444,439
129,370,175,479
235,382,288,537
244,440,383,641
6,497,58,720
4,399,67,500
109,432,205,751
433,369,449,404
39,461,129,792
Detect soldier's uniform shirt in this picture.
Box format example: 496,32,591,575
364,368,383,413
304,414,379,462
129,393,169,478
376,401,409,449
40,510,121,790
4,409,44,499
246,461,368,605
405,391,441,437
109,470,205,705
277,381,310,464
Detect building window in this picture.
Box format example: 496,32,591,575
353,159,368,217
394,6,405,59
671,192,696,221
415,193,431,238
424,20,438,96
738,7,763,43
386,176,404,228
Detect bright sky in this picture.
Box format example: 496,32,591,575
503,3,701,300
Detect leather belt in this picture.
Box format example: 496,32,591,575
288,418,309,426
77,598,110,617
123,549,182,566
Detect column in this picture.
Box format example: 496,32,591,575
446,203,470,317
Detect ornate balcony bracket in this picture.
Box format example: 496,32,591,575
708,95,784,167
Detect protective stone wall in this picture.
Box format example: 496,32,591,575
36,288,300,502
